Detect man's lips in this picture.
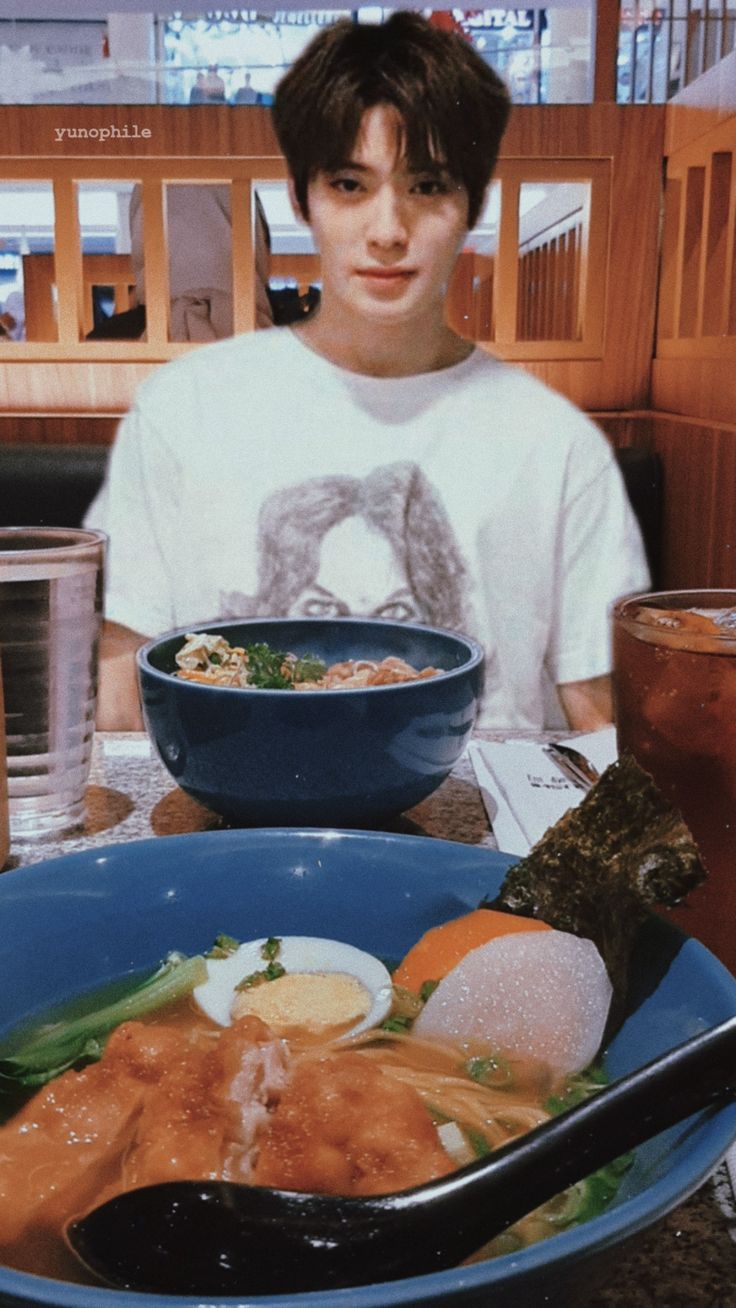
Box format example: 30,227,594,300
355,267,416,280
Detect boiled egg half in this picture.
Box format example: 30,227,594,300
193,936,393,1038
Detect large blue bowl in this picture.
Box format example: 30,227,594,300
0,828,734,1308
137,617,485,826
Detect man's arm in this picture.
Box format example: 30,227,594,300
557,674,613,731
96,620,148,731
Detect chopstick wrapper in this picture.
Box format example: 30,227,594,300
468,727,618,857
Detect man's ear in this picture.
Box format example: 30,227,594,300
287,176,309,224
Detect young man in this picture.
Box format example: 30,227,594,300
88,11,648,731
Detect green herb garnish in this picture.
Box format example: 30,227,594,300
235,961,286,990
465,1053,514,1089
465,1125,493,1158
206,933,240,959
380,1014,413,1033
234,936,287,990
544,1063,608,1115
291,654,328,683
244,643,293,689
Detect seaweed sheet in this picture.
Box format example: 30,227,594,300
488,752,706,1030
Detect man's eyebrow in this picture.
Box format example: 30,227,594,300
325,159,370,173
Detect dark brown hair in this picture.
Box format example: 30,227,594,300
272,11,511,230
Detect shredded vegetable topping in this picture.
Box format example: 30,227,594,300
173,633,441,690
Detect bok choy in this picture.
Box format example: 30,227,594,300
0,951,207,1093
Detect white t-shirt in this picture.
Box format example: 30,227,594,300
86,328,649,728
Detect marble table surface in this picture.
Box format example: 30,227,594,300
4,731,736,1306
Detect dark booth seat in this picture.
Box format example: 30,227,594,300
613,445,664,589
0,441,663,586
0,444,109,530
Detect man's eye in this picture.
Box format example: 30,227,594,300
329,177,362,194
413,177,450,196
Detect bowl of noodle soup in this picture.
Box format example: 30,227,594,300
137,617,485,826
0,827,734,1308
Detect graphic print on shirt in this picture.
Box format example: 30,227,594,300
219,461,471,627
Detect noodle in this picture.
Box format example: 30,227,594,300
0,942,625,1279
292,1029,552,1152
173,632,440,690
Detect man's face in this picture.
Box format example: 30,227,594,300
297,104,470,331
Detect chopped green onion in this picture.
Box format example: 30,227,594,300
292,655,328,683
206,933,240,959
465,1053,514,1089
545,1063,607,1114
235,961,286,991
380,1014,413,1033
465,1125,493,1158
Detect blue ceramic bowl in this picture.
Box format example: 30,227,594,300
137,618,485,826
0,829,734,1308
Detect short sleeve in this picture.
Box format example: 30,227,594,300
84,403,182,638
546,445,651,686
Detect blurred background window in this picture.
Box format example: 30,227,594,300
0,4,732,107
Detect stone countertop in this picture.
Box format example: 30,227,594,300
5,732,736,1306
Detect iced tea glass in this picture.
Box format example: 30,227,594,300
613,589,736,973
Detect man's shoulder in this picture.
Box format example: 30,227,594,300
121,329,300,453
461,351,605,437
134,328,296,410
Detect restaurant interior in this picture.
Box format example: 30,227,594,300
0,6,734,1303
0,0,733,592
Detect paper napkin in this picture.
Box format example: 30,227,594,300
468,727,618,856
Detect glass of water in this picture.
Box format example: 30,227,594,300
0,528,106,839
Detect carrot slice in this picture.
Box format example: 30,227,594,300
393,908,551,994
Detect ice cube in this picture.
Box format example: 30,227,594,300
637,606,682,629
413,930,612,1077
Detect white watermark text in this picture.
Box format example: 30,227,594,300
54,124,152,143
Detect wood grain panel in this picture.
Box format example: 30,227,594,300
488,106,664,407
593,0,620,103
596,410,736,587
0,106,280,159
0,103,666,413
0,363,156,413
655,96,736,422
665,50,736,155
0,414,120,444
651,357,736,423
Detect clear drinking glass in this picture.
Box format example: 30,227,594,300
0,653,8,867
613,589,736,974
0,528,106,838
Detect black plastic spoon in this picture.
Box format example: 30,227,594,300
66,1015,736,1296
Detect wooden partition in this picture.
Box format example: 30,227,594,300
0,102,665,415
596,410,736,588
652,51,736,423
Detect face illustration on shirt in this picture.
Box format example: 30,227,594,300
286,518,422,622
218,461,471,635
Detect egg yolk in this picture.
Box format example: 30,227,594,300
230,971,371,1036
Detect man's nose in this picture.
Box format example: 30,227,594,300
366,186,409,247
